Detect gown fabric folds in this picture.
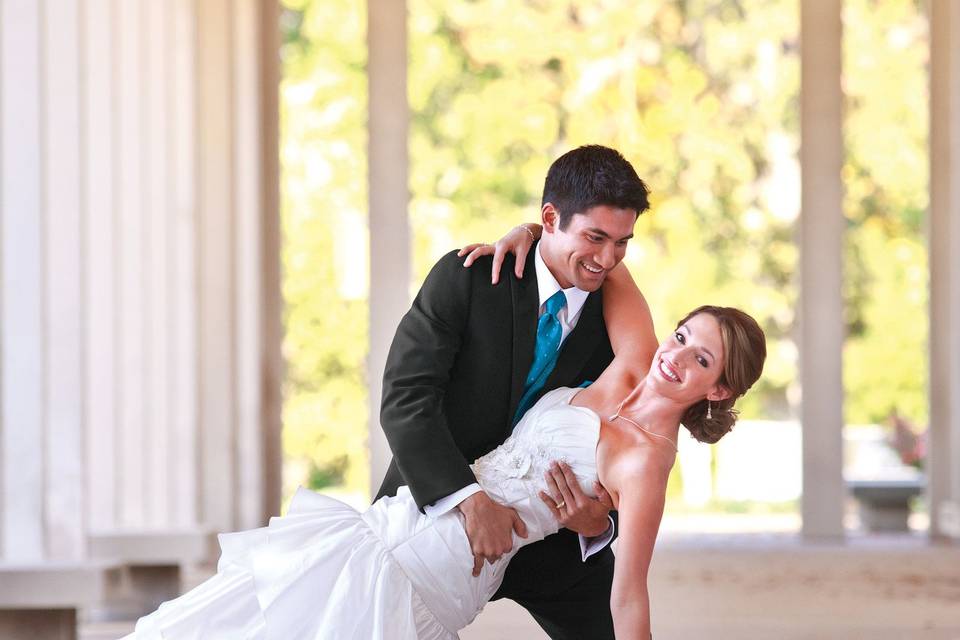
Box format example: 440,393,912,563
123,387,601,640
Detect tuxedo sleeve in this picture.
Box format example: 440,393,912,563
380,250,477,511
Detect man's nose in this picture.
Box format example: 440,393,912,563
595,243,616,269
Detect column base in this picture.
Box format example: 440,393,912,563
0,609,76,640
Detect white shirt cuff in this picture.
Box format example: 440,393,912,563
578,516,615,561
424,483,483,519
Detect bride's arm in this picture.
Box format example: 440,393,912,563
601,264,658,364
607,457,668,639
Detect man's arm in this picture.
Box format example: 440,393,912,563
380,250,477,509
380,250,528,575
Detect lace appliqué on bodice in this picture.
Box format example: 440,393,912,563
467,387,601,541
471,429,571,486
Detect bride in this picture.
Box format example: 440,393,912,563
123,236,765,640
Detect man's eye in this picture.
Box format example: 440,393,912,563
588,235,602,242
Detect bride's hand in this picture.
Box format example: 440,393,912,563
458,223,541,285
539,461,614,537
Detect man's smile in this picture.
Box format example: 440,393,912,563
580,261,603,274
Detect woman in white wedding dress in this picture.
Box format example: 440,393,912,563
123,247,765,640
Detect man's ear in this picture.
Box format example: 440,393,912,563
541,203,560,233
707,385,733,402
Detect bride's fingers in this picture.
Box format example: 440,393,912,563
461,244,495,268
490,243,507,285
458,243,485,258
514,242,530,279
472,555,484,577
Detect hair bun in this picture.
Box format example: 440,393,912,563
682,398,738,444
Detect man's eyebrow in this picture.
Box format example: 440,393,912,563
584,227,634,241
680,324,716,361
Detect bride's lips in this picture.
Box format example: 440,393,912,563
657,357,681,382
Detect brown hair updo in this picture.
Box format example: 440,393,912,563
677,306,767,444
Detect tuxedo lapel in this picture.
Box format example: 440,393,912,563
544,289,604,390
508,246,540,422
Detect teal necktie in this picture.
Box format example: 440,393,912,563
513,290,567,425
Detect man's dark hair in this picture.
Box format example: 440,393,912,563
541,145,650,229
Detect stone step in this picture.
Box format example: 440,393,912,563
88,529,210,565
0,562,119,608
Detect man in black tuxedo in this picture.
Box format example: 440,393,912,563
376,145,651,639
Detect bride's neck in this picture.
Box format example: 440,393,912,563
615,379,685,437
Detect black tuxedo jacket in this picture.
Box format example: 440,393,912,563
376,244,617,596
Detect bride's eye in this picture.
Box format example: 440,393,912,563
697,355,708,367
674,331,685,344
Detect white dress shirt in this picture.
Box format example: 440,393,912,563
424,244,615,561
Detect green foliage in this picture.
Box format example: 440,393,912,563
307,455,349,490
280,0,369,497
409,0,803,420
279,0,929,499
842,0,928,426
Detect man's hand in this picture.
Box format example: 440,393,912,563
457,491,528,577
539,461,614,537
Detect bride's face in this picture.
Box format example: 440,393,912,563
647,312,731,404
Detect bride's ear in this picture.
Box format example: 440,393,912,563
707,385,732,402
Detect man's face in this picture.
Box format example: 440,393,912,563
539,204,638,291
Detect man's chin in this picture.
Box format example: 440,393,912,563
574,276,605,292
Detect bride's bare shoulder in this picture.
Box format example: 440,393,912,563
598,443,671,511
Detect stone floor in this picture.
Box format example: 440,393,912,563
82,532,960,640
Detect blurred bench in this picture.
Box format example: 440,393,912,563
847,478,925,532
0,561,120,640
86,529,210,622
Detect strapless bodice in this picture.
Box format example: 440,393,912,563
470,386,602,543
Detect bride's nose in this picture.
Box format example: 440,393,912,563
676,346,699,366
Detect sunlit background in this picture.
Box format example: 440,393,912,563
278,0,929,535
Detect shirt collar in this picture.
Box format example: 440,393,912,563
534,243,589,319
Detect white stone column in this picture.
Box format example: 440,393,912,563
143,0,174,528
196,0,239,534
799,0,845,539
1,0,280,586
1,0,45,562
257,0,284,523
233,0,283,527
367,0,410,496
44,0,85,560
116,0,148,528
0,0,281,630
929,0,960,541
170,0,200,530
84,0,120,534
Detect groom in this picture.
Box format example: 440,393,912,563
377,145,652,638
